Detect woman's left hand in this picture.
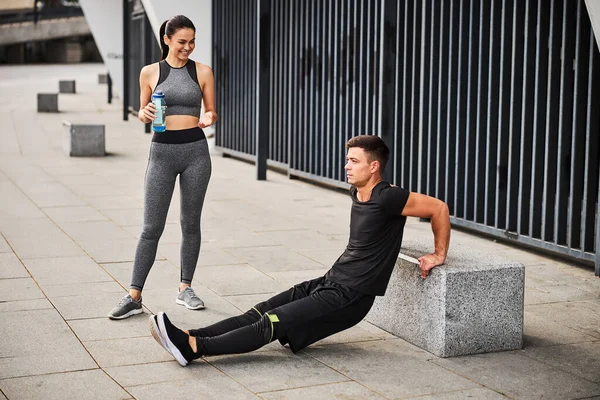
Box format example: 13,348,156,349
198,112,216,128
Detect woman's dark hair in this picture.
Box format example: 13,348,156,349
159,15,196,60
346,135,390,173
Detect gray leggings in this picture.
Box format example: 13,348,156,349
130,136,211,291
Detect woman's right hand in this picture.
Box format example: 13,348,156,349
139,101,157,123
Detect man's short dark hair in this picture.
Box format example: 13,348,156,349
346,135,390,173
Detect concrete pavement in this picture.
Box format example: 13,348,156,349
0,63,599,399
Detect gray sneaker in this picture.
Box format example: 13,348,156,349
176,287,205,310
108,294,143,319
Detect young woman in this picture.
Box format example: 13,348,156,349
109,15,217,319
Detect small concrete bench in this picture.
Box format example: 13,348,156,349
366,239,524,358
62,121,105,157
59,80,76,94
37,93,58,112
98,73,108,84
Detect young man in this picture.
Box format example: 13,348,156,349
150,135,450,366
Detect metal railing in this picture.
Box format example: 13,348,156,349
213,0,600,274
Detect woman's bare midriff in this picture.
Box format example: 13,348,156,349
165,115,200,130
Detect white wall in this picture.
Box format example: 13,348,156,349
79,0,123,98
140,0,212,67
586,0,600,51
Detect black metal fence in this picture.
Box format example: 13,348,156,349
213,0,600,274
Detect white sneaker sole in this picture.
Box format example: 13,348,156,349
176,298,205,310
108,307,143,320
157,312,189,367
149,315,171,355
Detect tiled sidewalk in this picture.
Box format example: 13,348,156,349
0,64,599,400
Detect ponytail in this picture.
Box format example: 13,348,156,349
159,20,169,60
158,15,196,61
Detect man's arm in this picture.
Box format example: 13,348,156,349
401,192,450,279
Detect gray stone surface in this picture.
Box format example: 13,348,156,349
208,351,349,393
306,340,476,398
0,252,28,278
0,277,44,302
259,381,386,400
63,121,105,157
433,351,600,399
37,93,58,112
404,388,509,400
367,240,525,357
0,369,130,400
22,256,111,286
84,337,173,367
0,309,96,379
1,64,600,400
59,79,76,94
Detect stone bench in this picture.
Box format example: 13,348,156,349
59,80,76,94
37,93,58,112
62,121,105,157
366,238,524,357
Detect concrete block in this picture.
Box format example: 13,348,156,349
59,80,76,93
366,239,524,357
63,120,105,157
98,73,108,84
37,93,58,112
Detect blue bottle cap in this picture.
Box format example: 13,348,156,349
153,90,165,97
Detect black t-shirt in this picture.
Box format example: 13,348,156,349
325,181,410,296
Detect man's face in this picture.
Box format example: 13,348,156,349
345,147,376,186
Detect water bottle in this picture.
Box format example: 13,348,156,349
151,90,166,132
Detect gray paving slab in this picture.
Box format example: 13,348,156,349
305,340,476,398
196,264,287,296
68,183,123,198
69,315,151,341
59,220,134,243
259,381,386,400
0,278,44,302
0,218,85,259
83,195,143,211
0,298,53,313
0,253,28,278
40,280,125,298
202,226,279,249
158,242,245,267
101,260,180,291
404,388,509,399
124,368,258,399
0,181,46,220
266,269,330,288
524,286,565,305
522,341,600,383
295,248,344,267
100,208,145,227
105,360,209,387
524,310,599,347
22,256,112,286
432,351,600,399
0,309,97,379
225,245,326,273
0,236,11,253
222,293,279,312
84,337,173,368
207,351,349,393
78,237,141,264
258,229,348,252
42,205,109,223
0,369,131,400
527,302,600,339
19,181,86,208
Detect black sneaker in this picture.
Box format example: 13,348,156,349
157,312,196,366
149,314,171,356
